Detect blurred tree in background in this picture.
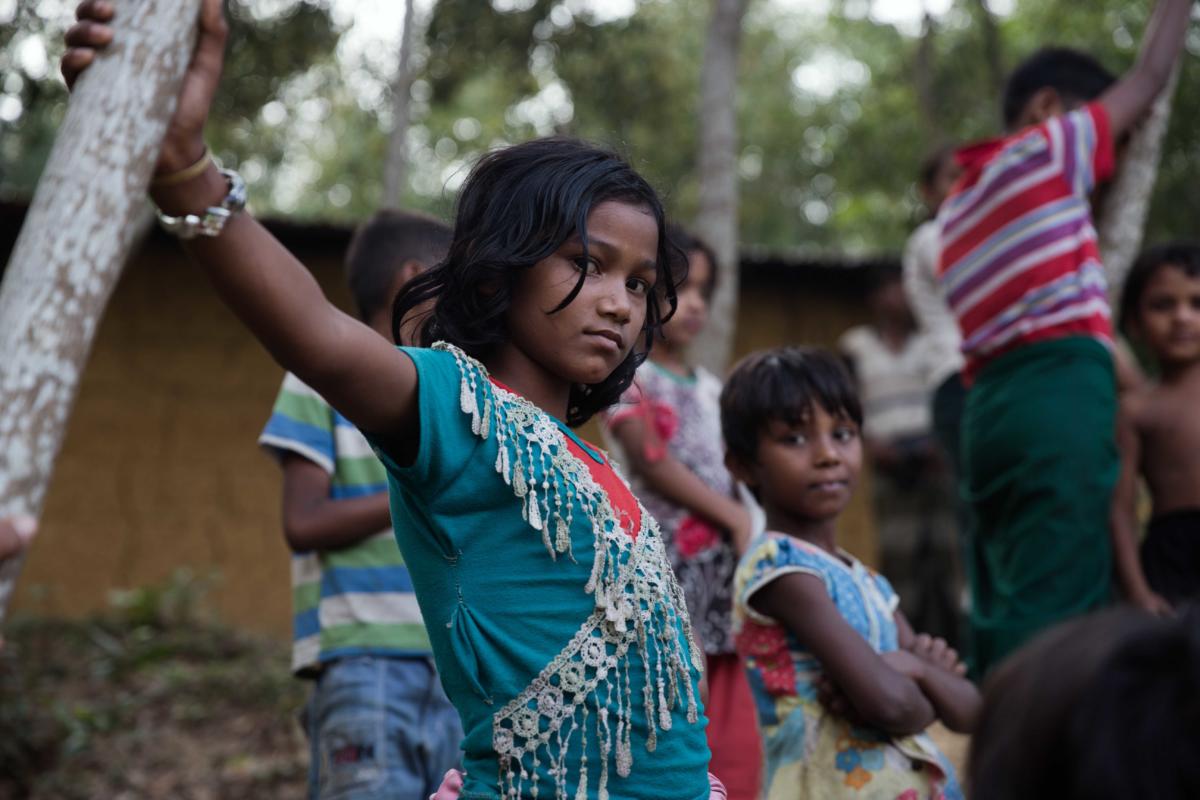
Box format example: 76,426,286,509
2,0,1198,254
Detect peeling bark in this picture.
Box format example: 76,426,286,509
0,0,200,618
691,0,750,374
381,0,418,209
1099,65,1181,300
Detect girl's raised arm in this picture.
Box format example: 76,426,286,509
62,0,418,441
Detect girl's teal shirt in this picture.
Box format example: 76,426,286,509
368,343,711,800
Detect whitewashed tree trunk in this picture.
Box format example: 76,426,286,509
0,0,200,619
1099,65,1181,299
381,0,417,209
691,0,750,374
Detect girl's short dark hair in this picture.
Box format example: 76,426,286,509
1119,242,1200,333
393,137,685,427
720,347,863,463
666,224,719,299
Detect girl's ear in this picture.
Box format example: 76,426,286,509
724,450,757,490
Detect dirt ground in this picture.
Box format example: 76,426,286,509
0,586,971,799
0,606,309,800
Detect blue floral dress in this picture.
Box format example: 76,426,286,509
733,533,963,800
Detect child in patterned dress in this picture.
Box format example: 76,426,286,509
606,227,760,799
721,347,979,800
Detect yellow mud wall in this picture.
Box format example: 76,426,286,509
10,240,874,639
10,236,349,639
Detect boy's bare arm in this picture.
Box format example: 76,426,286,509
610,418,751,552
64,0,419,444
280,456,393,552
1102,0,1192,137
1110,396,1172,614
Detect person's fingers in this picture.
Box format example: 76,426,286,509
954,662,968,676
60,47,96,89
928,637,948,661
189,0,229,82
75,0,115,22
63,20,113,48
913,633,932,654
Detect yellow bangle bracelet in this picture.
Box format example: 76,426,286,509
150,148,213,188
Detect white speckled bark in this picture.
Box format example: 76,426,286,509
1098,65,1180,301
0,0,200,618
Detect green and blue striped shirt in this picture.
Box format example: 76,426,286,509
259,373,431,674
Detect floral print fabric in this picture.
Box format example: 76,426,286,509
605,363,739,655
733,533,964,800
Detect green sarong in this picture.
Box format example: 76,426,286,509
961,337,1118,676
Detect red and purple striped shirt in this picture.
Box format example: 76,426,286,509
937,102,1115,380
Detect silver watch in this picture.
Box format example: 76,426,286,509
155,168,247,240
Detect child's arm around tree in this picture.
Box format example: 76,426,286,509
1100,0,1191,137
1109,392,1172,615
63,0,419,451
752,571,979,736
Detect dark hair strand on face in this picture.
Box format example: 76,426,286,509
392,137,686,427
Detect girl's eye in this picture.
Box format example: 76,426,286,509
626,277,651,296
833,427,857,443
574,257,600,275
782,433,807,446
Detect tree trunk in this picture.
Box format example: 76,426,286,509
914,12,941,143
0,0,200,619
691,0,750,374
971,0,1005,104
381,0,418,209
1098,65,1181,299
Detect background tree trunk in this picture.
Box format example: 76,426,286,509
381,0,418,209
690,0,750,374
914,12,941,144
1098,65,1181,299
971,0,1005,105
0,0,200,619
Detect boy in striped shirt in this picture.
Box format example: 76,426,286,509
936,0,1191,676
259,211,462,798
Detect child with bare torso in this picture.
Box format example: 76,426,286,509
1112,243,1200,612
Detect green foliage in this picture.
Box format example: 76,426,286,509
4,0,1200,251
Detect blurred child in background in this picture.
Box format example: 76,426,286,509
1112,243,1200,612
606,226,759,799
259,210,463,800
841,268,961,645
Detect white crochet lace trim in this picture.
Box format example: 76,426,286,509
435,342,703,800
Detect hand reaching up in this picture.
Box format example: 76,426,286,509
61,0,229,175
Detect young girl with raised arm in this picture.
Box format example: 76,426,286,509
63,3,719,798
721,348,979,799
605,227,760,799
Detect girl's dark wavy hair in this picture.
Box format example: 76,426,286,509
392,137,685,427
